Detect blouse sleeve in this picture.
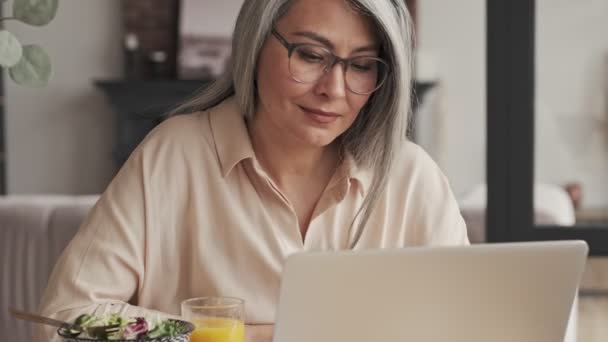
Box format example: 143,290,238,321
403,144,470,246
34,139,178,342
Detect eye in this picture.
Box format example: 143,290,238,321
350,59,378,73
294,46,326,64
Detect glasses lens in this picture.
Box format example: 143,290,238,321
346,57,388,95
289,45,331,83
289,45,389,95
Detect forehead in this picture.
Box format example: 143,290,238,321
277,0,378,45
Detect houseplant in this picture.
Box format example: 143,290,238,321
0,0,58,87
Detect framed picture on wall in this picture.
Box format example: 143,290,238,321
178,35,232,79
177,0,242,80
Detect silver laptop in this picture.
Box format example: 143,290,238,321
273,240,588,342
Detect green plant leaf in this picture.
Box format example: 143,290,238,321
13,0,59,26
9,45,52,87
0,30,23,67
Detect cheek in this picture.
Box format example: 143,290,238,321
347,94,372,117
257,47,312,105
256,48,282,99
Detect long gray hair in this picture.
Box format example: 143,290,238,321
171,0,414,247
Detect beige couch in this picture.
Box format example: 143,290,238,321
0,194,578,341
0,195,99,342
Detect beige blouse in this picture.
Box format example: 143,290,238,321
35,97,469,341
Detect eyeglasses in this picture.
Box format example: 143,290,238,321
271,29,389,95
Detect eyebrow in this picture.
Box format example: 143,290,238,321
292,31,379,53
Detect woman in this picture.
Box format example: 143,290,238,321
36,0,468,341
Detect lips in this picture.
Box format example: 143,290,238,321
299,106,341,124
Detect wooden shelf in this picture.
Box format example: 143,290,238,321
576,208,608,225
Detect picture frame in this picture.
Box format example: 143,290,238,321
177,0,242,79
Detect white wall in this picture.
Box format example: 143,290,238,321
535,0,608,208
417,1,608,208
416,0,487,198
4,0,122,194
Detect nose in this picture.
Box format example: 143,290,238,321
313,62,347,98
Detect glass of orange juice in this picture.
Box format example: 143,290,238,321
181,297,245,342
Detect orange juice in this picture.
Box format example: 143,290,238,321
190,318,245,342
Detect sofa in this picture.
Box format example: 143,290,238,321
0,193,578,341
0,195,99,341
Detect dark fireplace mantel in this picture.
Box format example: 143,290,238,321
95,79,434,169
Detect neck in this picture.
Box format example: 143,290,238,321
247,117,340,187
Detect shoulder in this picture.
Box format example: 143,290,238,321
129,97,246,177
389,141,469,245
144,112,210,149
141,97,240,154
118,111,216,180
391,140,448,187
386,140,455,210
134,110,217,162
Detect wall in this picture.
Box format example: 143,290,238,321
416,0,487,198
417,1,608,207
5,0,122,194
535,0,608,208
3,0,249,195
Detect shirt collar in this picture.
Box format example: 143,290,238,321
337,153,373,197
208,97,255,177
208,97,372,196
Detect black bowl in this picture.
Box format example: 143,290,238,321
57,319,195,342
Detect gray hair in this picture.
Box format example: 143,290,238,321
171,0,414,247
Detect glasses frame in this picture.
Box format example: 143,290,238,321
271,29,389,95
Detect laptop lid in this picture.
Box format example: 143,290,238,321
273,240,588,342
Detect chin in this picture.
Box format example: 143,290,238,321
297,129,340,148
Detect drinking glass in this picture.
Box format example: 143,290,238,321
181,297,245,342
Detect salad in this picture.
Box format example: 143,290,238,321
65,313,189,340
